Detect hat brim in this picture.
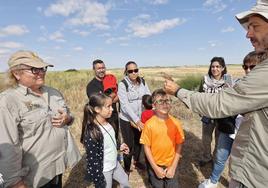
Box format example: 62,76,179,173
21,61,54,68
236,10,268,29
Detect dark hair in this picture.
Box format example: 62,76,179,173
208,56,227,78
142,94,152,110
80,93,110,143
151,89,167,103
243,51,268,65
92,59,104,69
124,61,143,84
124,61,137,75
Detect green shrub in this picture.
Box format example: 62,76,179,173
178,74,202,91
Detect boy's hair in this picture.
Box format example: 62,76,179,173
142,94,152,110
151,89,167,103
80,93,110,143
243,51,268,65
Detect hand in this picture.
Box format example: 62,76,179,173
153,166,166,179
51,109,71,128
11,180,27,188
120,143,129,154
164,79,180,96
165,166,176,179
136,121,144,131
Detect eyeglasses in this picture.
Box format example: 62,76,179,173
154,99,172,105
22,67,48,74
242,65,256,70
127,69,139,74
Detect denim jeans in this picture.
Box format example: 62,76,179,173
210,132,233,183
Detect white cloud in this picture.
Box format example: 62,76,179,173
203,0,227,13
73,29,90,36
49,31,66,42
208,40,221,47
221,26,235,33
0,41,23,49
0,48,11,54
128,15,186,38
147,0,168,5
0,25,29,37
45,0,110,30
73,46,83,51
105,36,131,44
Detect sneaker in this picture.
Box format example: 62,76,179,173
198,179,217,188
198,159,213,167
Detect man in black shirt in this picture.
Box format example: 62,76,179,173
86,59,120,139
86,59,106,98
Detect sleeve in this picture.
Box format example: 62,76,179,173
141,111,146,124
0,106,28,187
118,82,140,123
176,61,268,118
51,88,74,126
144,81,151,95
84,135,106,187
174,120,185,144
140,122,152,146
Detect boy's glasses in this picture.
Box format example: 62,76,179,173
154,99,172,105
242,65,256,70
21,67,48,74
127,69,139,74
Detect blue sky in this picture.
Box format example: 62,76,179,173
0,0,256,71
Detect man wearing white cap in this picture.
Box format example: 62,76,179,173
0,50,76,188
164,0,268,188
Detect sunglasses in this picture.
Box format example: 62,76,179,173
154,99,172,105
242,65,256,70
127,68,139,74
21,67,48,74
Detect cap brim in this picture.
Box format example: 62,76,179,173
23,61,54,68
236,10,268,30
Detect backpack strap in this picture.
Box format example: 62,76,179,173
121,77,145,92
121,79,129,92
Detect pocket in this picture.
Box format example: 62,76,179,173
20,108,49,138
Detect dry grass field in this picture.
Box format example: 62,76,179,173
0,65,245,188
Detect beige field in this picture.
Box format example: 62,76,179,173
0,65,245,188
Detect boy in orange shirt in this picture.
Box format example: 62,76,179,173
140,89,184,188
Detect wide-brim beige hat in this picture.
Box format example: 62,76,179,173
236,0,268,29
8,50,54,68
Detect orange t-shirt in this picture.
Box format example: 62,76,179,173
140,115,185,167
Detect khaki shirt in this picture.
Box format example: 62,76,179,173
176,59,268,188
0,85,72,188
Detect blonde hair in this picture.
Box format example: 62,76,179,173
0,65,26,92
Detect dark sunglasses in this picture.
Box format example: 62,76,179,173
21,67,48,74
127,68,139,74
242,65,256,70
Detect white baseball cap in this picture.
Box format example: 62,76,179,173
236,0,268,29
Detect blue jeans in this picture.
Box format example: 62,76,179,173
210,133,233,183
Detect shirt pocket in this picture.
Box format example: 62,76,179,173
20,108,49,138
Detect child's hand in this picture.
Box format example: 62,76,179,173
165,166,176,179
136,121,144,131
153,166,166,179
120,143,129,154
